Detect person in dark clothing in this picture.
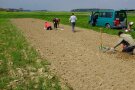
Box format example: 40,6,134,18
53,18,60,29
57,18,60,28
92,15,98,26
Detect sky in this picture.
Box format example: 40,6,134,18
0,0,135,11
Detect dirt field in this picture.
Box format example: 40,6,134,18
11,18,135,90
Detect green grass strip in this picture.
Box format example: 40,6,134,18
0,19,65,90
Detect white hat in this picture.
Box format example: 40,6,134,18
129,22,134,25
125,29,129,32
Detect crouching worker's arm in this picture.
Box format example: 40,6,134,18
110,38,124,51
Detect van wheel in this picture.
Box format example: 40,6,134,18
105,24,111,28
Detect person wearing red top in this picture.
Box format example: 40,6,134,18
114,18,120,26
44,22,52,30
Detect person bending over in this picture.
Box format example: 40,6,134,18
44,22,52,30
110,31,135,55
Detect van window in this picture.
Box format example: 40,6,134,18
106,12,113,18
99,12,112,18
115,11,126,21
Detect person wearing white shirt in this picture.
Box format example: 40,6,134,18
69,13,77,32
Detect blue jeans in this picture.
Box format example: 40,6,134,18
71,22,75,32
122,46,135,54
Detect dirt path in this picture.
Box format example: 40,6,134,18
11,18,135,90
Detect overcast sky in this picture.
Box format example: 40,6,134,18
0,0,135,11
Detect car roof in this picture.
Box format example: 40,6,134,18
91,9,126,12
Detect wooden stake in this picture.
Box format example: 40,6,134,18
100,28,103,48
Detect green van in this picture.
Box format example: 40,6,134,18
89,9,127,29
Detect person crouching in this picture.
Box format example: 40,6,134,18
44,22,52,30
110,31,135,55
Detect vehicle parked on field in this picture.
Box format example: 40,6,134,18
89,9,127,29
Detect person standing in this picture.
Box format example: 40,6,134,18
57,18,60,28
92,15,98,26
53,18,58,29
53,18,60,29
69,13,77,32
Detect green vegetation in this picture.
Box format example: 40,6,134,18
0,19,70,89
0,11,135,38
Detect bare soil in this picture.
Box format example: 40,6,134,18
11,18,135,90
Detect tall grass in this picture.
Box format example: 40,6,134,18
0,19,70,89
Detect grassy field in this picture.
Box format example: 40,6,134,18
0,18,71,89
0,11,135,38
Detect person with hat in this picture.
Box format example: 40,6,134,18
125,21,134,32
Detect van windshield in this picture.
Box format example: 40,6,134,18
115,11,127,21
